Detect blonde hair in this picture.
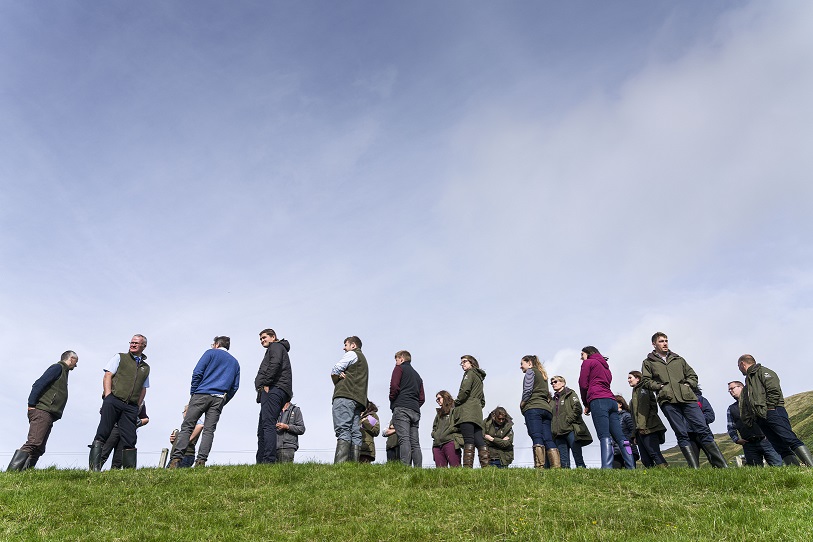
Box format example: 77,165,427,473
522,355,547,380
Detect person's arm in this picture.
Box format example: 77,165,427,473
418,380,425,407
726,407,744,444
190,352,210,395
454,374,472,406
763,369,783,409
255,346,281,390
577,361,590,406
103,371,113,397
190,422,204,442
520,370,534,408
362,413,380,436
286,406,306,436
389,366,402,402
225,365,240,405
27,364,62,407
701,397,715,424
138,386,147,406
681,360,699,390
639,359,662,392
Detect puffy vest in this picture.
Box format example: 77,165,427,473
35,362,70,420
112,353,150,405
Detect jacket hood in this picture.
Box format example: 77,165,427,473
588,352,609,370
473,367,487,380
279,339,290,352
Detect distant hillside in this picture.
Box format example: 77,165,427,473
662,390,813,466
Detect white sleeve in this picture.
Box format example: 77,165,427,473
104,354,120,374
331,351,358,375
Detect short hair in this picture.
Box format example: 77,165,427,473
738,354,756,366
551,375,566,385
259,328,276,339
345,336,362,349
629,370,643,380
395,350,411,362
461,354,479,369
133,334,147,346
213,336,231,350
61,350,77,362
728,381,744,388
615,394,630,412
651,332,668,344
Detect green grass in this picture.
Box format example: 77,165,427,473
662,391,813,466
2,464,813,541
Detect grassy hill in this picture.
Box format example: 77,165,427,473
2,463,813,541
662,391,813,466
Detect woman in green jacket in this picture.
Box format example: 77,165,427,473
454,355,487,468
628,371,667,467
431,390,462,467
484,407,514,468
550,375,590,468
359,401,380,463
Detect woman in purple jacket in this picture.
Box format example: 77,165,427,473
578,346,634,469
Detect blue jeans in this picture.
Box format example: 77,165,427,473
392,406,422,467
590,398,633,469
554,431,586,468
332,397,363,445
660,402,713,447
523,408,556,448
257,387,289,463
754,407,805,458
637,432,667,467
742,437,783,467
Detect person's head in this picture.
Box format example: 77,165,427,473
628,370,642,387
394,350,411,365
652,332,669,355
259,329,277,348
737,354,756,375
489,406,509,425
344,336,362,351
366,401,378,413
436,390,454,416
61,350,78,370
520,355,546,379
550,375,565,392
213,336,231,350
129,335,147,355
580,346,601,361
615,395,630,412
727,381,744,399
460,354,479,371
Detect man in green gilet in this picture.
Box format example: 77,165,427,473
89,334,151,471
330,336,369,463
7,350,79,471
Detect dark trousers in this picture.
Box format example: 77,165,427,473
257,387,289,463
459,422,485,448
742,437,783,467
94,395,139,448
20,409,56,459
100,426,124,468
660,402,713,447
636,431,667,467
754,407,805,458
554,431,587,468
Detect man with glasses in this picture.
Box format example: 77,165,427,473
89,335,151,470
725,381,781,467
168,336,240,468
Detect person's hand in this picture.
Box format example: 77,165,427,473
502,436,509,441
263,386,270,393
736,439,747,445
484,434,494,442
339,372,346,379
584,406,591,416
27,406,34,411
276,422,289,431
169,433,176,444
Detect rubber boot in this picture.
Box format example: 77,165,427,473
680,445,700,469
6,450,29,472
700,441,728,468
462,444,475,468
25,455,39,470
122,448,137,469
792,445,813,467
477,446,490,468
532,445,546,469
599,438,614,469
350,445,361,463
334,440,351,464
89,440,104,472
783,454,801,466
546,447,561,469
690,440,701,466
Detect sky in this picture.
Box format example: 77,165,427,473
2,1,812,469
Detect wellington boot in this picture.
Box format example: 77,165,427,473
792,445,813,467
334,440,351,464
680,445,700,469
599,438,614,469
89,440,104,472
24,455,39,470
700,441,728,468
350,445,361,463
783,454,801,466
122,448,137,469
6,450,29,472
546,447,561,469
532,445,546,469
477,446,490,468
462,444,475,468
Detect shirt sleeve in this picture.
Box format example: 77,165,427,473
104,354,120,374
332,351,358,375
726,407,739,443
521,371,535,403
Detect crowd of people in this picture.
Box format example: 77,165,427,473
6,330,813,471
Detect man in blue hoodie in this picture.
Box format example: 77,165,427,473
168,336,240,468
